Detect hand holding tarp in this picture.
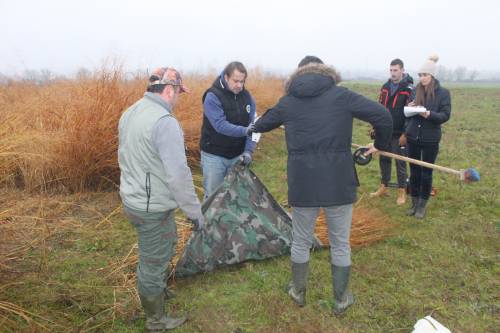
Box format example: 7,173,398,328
189,216,205,231
239,151,252,166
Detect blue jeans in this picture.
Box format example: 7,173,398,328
123,206,177,297
201,151,241,199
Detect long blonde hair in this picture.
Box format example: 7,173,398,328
415,77,436,106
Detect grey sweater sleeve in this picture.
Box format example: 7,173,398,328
151,116,203,220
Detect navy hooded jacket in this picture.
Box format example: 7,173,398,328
254,63,393,206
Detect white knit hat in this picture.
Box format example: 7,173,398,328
418,54,439,76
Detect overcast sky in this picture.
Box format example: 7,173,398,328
1,0,499,76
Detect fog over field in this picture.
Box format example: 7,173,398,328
1,0,499,79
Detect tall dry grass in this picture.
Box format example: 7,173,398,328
0,67,285,193
0,70,398,331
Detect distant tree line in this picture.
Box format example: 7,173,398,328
1,66,500,85
0,69,68,85
0,67,150,85
436,65,479,82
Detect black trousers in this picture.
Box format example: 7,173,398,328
407,141,439,200
379,136,407,187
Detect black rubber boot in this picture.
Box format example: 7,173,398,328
139,293,187,332
414,199,428,219
287,261,309,307
331,265,354,315
406,196,419,216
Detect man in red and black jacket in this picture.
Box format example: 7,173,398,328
370,58,415,205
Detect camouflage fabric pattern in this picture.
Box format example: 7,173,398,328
175,164,298,277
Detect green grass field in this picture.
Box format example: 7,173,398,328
1,83,498,332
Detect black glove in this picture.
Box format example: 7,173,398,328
239,151,252,166
246,123,256,136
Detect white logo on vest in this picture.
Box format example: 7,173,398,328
246,105,251,113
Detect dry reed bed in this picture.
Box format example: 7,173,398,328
0,190,132,332
0,190,392,332
0,69,394,331
0,68,284,193
0,69,287,330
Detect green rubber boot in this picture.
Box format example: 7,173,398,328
139,293,187,332
332,265,355,315
287,261,309,307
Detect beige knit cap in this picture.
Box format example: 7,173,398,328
418,54,439,76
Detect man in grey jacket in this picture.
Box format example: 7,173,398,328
118,67,203,331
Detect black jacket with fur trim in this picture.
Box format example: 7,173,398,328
254,63,393,206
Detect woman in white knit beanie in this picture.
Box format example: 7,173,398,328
405,55,451,219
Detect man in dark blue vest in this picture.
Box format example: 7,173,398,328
200,61,256,199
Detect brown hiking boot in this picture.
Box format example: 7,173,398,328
396,188,407,205
370,184,388,198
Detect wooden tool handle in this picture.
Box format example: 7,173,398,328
352,143,461,176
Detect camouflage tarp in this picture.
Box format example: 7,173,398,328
175,164,322,277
